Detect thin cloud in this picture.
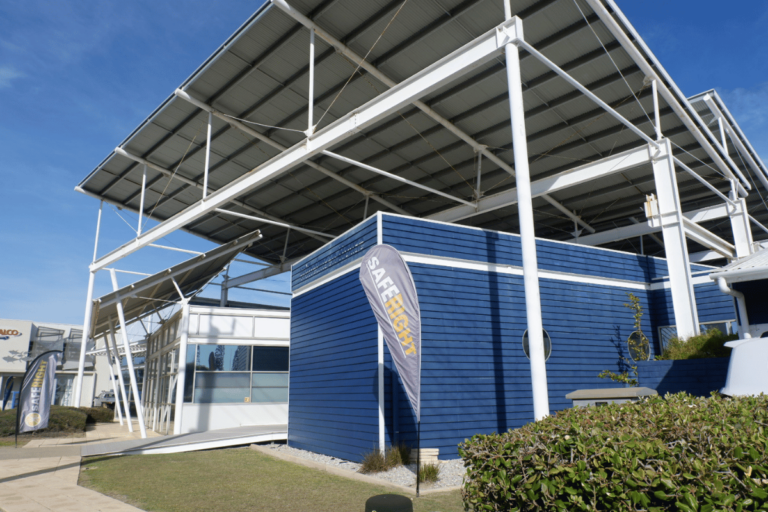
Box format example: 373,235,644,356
0,66,24,88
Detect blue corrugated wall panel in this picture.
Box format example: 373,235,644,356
289,214,739,462
636,359,729,397
381,215,671,282
291,216,377,291
288,270,379,461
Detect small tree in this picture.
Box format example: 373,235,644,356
598,293,649,387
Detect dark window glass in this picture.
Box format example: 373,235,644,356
184,344,196,403
252,347,289,372
194,373,250,403
195,345,250,372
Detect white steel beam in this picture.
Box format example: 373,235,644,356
74,201,102,408
701,95,758,191
269,0,593,234
225,258,301,289
688,250,724,263
584,0,748,197
429,144,651,223
173,89,409,216
681,217,735,259
650,138,699,338
322,150,476,207
504,12,549,420
92,17,522,272
726,198,753,258
113,147,328,245
214,208,335,239
576,204,732,249
110,270,148,438
107,318,133,432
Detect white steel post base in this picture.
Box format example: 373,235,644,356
650,139,699,339
505,14,550,421
107,319,133,432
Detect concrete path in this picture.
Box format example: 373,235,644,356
0,421,159,512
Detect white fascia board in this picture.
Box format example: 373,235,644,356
90,17,517,272
226,257,302,288
429,144,651,223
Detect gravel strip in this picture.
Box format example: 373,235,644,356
264,443,466,489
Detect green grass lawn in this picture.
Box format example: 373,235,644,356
79,447,464,512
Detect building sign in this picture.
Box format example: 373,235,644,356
0,320,33,373
0,328,23,341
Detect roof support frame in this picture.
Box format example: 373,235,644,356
114,147,328,243
270,0,595,234
584,0,749,196
89,15,523,273
428,144,652,223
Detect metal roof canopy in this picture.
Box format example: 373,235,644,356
710,246,768,284
90,230,261,338
76,0,768,267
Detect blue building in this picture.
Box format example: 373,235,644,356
287,213,735,462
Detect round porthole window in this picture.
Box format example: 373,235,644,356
522,329,552,361
627,331,650,362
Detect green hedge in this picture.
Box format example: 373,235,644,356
0,405,114,436
459,393,768,511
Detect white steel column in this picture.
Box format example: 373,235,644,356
105,344,125,426
652,79,661,141
729,197,753,258
138,165,147,236
651,139,699,338
108,318,133,432
173,301,190,435
504,10,549,420
75,200,103,407
308,28,315,134
109,270,148,438
203,111,212,199
376,213,385,453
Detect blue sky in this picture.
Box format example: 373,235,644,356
1,0,767,326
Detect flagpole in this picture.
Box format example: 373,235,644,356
416,421,421,497
15,350,62,449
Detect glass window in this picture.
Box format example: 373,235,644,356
251,373,288,403
184,344,196,403
195,345,251,371
194,373,250,403
522,329,552,361
252,347,289,372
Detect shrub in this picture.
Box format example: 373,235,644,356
360,449,388,473
419,463,440,484
459,393,768,511
361,443,413,473
0,405,114,437
657,328,738,360
82,407,115,424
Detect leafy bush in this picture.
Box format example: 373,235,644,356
0,405,114,436
419,463,440,484
657,328,738,360
459,393,768,511
82,407,115,424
